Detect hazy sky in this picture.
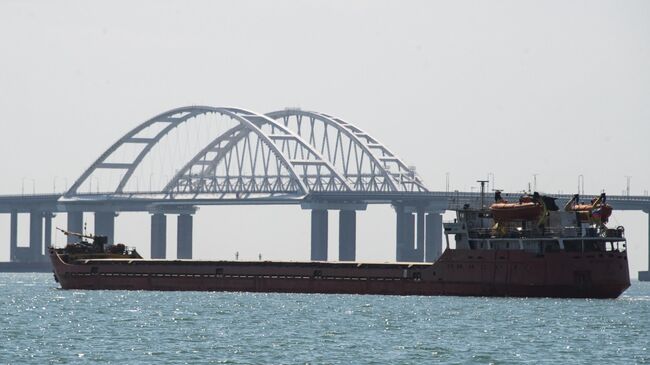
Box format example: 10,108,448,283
0,1,648,274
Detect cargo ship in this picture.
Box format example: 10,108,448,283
49,192,630,298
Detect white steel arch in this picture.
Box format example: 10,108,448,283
66,106,353,200
266,109,428,192
162,108,353,198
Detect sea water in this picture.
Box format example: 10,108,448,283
0,273,648,364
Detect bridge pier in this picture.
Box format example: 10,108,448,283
177,213,193,259
44,212,55,249
150,213,167,259
339,210,356,261
395,205,406,261
395,204,444,262
415,209,425,261
639,210,650,281
395,205,417,261
67,212,84,244
95,212,117,245
302,202,365,262
404,211,416,261
10,210,17,261
29,211,43,261
311,209,328,261
425,212,443,262
149,206,197,260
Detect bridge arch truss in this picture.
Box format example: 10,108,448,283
266,109,427,193
65,106,427,201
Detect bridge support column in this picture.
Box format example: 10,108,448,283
67,212,83,244
311,209,328,261
414,210,425,262
639,210,650,281
425,212,443,262
395,205,406,261
95,212,117,244
177,214,193,259
404,211,415,261
151,213,167,259
29,211,43,260
302,202,365,262
395,205,417,262
44,212,55,249
10,210,17,261
339,210,356,261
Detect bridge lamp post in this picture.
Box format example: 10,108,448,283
445,172,448,192
18,177,36,195
578,174,584,195
161,175,169,193
88,176,101,194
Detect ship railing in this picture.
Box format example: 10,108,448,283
467,228,494,239
467,226,613,239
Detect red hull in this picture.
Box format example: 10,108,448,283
49,248,630,298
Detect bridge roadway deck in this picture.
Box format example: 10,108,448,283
0,192,648,213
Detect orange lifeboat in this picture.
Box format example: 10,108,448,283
489,192,545,222
490,202,544,222
565,194,612,224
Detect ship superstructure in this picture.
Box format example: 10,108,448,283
447,191,625,258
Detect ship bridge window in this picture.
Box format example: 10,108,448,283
606,241,625,252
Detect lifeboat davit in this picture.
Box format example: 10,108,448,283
567,204,613,224
564,193,613,224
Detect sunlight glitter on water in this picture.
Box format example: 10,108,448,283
0,273,648,364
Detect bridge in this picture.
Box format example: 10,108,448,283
1,106,650,280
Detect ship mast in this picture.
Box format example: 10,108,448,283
477,180,489,209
